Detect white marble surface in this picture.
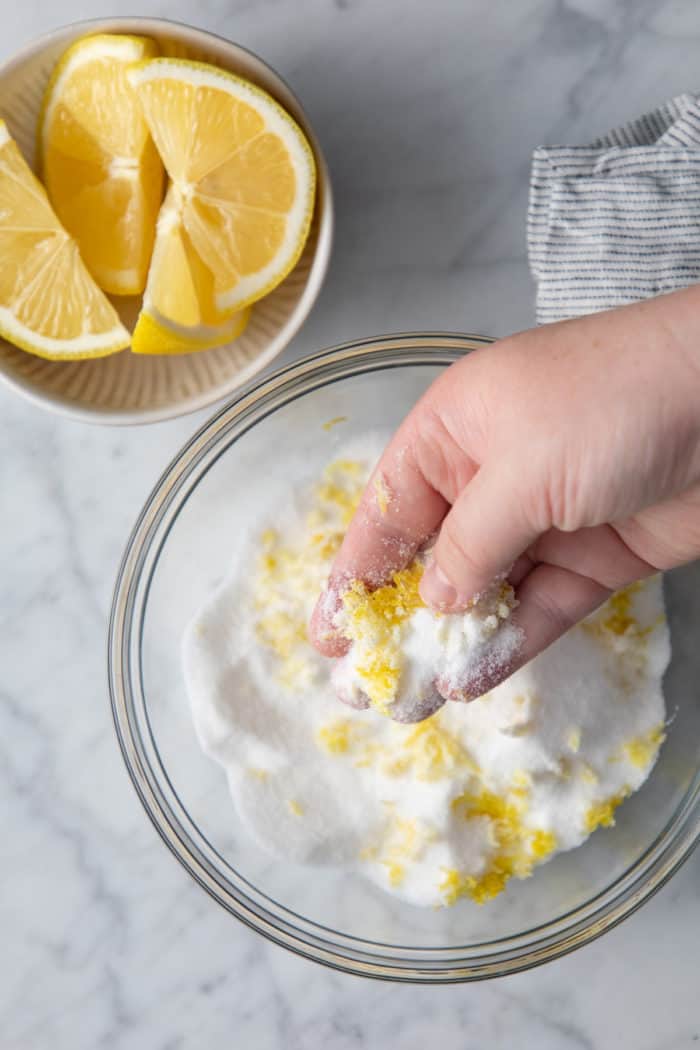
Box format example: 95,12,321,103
1,0,699,1046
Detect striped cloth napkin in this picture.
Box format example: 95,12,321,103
528,95,700,324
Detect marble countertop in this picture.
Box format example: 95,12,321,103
2,0,699,1046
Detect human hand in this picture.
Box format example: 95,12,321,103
311,285,700,701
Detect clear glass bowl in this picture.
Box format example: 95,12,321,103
109,333,700,981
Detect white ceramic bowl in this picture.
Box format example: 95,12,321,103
0,17,333,424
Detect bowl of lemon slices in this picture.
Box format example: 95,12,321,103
0,18,332,423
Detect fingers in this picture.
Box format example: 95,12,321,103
309,582,351,657
441,563,611,701
419,464,539,611
432,524,648,701
333,662,446,723
332,428,449,584
309,417,459,656
432,524,654,702
511,563,611,669
530,524,653,589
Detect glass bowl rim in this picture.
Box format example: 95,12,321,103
108,331,700,982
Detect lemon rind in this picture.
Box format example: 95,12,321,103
0,307,129,361
0,119,130,361
131,305,250,355
37,33,159,174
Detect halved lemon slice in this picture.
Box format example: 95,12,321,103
0,120,129,360
130,185,250,354
39,33,165,295
129,58,316,319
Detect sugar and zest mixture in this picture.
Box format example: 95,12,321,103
253,458,364,689
334,565,519,720
338,563,426,709
183,442,671,909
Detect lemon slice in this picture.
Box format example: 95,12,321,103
129,58,316,319
39,33,165,295
130,185,250,354
0,120,129,360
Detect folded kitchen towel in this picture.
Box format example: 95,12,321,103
528,94,700,324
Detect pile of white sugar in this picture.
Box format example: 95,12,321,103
182,436,670,908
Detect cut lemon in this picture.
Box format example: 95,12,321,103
129,58,316,321
0,120,129,360
39,33,165,295
130,185,250,354
130,307,249,355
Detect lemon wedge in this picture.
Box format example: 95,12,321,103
129,184,250,354
0,120,129,360
39,33,165,295
129,58,316,343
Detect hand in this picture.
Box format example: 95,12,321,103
310,285,700,699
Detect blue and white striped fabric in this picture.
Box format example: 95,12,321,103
528,95,700,324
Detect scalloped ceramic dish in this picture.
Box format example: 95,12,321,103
0,17,333,424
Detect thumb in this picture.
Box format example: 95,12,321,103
419,464,540,610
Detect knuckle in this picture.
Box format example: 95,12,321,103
412,406,474,501
529,586,578,639
438,513,483,581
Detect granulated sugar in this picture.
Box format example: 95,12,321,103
182,437,670,908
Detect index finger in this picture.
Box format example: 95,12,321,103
309,411,466,655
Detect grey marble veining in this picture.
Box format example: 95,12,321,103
1,1,699,1047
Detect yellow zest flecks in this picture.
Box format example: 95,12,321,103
442,788,558,905
566,727,582,753
582,583,663,690
439,824,558,907
596,583,643,636
383,861,406,886
322,415,349,432
530,829,557,860
339,561,425,709
252,458,365,689
388,816,418,852
287,799,304,817
584,789,629,832
316,718,366,755
579,762,599,785
452,788,525,830
381,715,477,781
362,814,434,889
510,769,532,794
315,708,477,783
439,866,508,906
247,767,269,781
255,610,307,659
622,724,666,769
312,459,364,529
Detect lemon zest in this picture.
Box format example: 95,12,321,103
322,416,348,431
584,789,630,832
340,562,425,709
621,724,666,769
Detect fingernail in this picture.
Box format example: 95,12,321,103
420,564,458,610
